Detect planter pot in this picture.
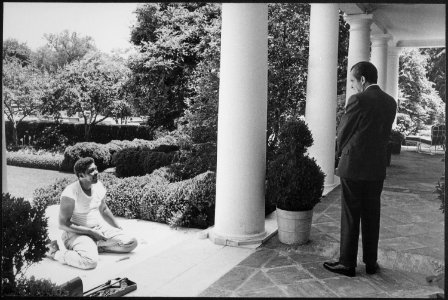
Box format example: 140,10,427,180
276,208,313,245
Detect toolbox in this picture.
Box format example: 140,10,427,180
83,277,137,297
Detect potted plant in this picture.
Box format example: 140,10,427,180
389,129,405,154
266,118,325,245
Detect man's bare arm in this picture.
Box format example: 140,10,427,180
99,199,122,229
59,196,106,240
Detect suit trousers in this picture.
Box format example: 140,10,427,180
339,178,384,268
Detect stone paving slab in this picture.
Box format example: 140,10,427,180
201,151,444,297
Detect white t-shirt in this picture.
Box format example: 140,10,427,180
60,180,107,228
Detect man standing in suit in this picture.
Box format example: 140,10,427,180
323,61,397,277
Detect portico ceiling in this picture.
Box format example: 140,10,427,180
339,3,446,48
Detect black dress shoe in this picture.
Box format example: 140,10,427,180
323,261,356,277
366,263,379,274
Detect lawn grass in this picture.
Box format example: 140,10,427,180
6,165,76,200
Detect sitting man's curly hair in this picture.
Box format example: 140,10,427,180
74,157,95,178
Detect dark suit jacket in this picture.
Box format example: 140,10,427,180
335,85,397,181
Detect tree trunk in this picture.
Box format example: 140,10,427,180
84,124,92,141
12,124,18,146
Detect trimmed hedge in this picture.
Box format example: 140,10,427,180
5,120,155,147
7,151,63,171
33,168,215,229
61,142,111,172
113,148,175,177
169,142,217,181
140,171,216,228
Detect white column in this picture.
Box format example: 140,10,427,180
2,98,7,194
370,34,391,90
211,3,268,245
386,46,401,127
345,14,373,103
305,3,339,188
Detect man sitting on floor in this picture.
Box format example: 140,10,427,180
46,157,138,269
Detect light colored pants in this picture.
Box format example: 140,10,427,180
54,223,138,270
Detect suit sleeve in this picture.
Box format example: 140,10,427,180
336,95,362,157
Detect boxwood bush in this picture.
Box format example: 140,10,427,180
140,171,216,228
7,151,63,171
61,142,111,172
113,147,176,177
169,142,217,181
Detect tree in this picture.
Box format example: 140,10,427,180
398,48,445,133
2,39,33,66
2,57,49,146
421,48,446,103
33,30,96,72
107,100,134,124
126,3,220,131
41,51,130,140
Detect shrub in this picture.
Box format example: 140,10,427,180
32,126,69,152
106,170,171,219
61,142,111,172
2,193,49,287
169,142,217,181
140,171,216,228
7,151,63,171
2,276,69,296
32,177,73,209
266,118,325,211
113,147,176,178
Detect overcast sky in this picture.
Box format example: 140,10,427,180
3,2,140,54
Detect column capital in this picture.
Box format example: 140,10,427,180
344,14,373,31
371,34,392,46
387,46,402,57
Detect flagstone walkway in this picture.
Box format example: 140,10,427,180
200,150,445,298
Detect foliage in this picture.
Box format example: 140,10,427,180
61,142,111,172
395,112,415,136
7,151,63,171
3,38,33,66
140,171,216,228
266,118,325,211
389,129,405,144
127,3,221,131
106,100,134,125
112,147,175,177
398,48,445,132
32,125,69,152
169,142,217,181
41,51,130,141
33,30,96,73
2,57,50,146
421,48,446,103
435,173,445,213
2,276,69,297
1,193,49,287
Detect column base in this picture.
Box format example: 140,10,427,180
206,211,279,247
323,175,340,196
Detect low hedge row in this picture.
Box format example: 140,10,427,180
113,148,176,177
61,136,181,173
5,120,155,148
32,168,215,229
7,151,63,171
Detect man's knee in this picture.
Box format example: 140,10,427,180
79,253,99,269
